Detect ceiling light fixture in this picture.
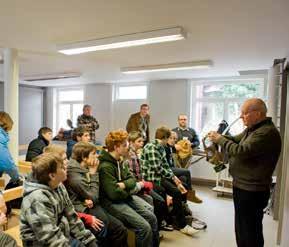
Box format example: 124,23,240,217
57,27,186,55
121,60,213,74
22,72,81,82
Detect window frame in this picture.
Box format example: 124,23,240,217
56,87,84,130
190,77,266,137
114,82,149,101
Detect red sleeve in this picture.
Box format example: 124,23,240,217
77,212,94,226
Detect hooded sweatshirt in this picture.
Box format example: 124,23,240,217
65,159,99,212
26,135,49,162
98,150,136,207
0,127,19,178
20,175,95,247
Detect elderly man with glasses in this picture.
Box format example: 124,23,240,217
208,98,281,247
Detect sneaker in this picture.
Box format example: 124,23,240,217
191,221,207,230
159,233,164,241
160,221,174,231
192,217,207,228
180,225,200,236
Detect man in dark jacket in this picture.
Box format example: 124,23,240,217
208,98,282,247
98,130,159,247
26,127,52,161
126,104,150,144
65,142,127,247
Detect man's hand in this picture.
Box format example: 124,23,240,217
90,216,104,232
84,199,94,208
208,131,222,143
117,182,126,190
0,212,7,226
175,144,182,151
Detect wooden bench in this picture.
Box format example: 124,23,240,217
2,186,23,231
4,225,22,247
2,186,24,247
17,161,32,175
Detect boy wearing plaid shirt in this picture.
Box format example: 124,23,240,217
140,126,199,237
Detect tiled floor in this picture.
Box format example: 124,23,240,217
160,186,279,247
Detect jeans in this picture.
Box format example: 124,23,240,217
233,187,270,247
105,195,159,247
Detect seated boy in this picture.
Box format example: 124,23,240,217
26,127,52,161
65,142,128,247
98,129,159,247
66,127,91,159
125,131,173,231
140,126,199,236
20,152,97,247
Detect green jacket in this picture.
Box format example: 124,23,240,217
216,117,281,191
65,159,99,212
20,175,95,247
98,150,136,207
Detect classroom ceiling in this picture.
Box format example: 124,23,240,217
0,0,289,86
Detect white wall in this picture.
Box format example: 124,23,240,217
0,83,44,145
0,83,3,110
149,79,190,134
19,86,44,145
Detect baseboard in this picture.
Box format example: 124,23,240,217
191,177,216,187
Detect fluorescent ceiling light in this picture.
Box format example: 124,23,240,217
238,70,268,76
22,72,81,82
57,27,185,55
121,60,213,74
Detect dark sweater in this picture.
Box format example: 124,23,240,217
26,135,49,161
172,127,200,148
216,117,281,191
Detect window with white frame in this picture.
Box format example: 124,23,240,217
116,85,147,100
191,80,265,139
56,88,84,130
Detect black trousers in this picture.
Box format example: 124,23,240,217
160,178,187,229
233,187,270,247
85,205,128,247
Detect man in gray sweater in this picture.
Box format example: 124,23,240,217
208,98,281,247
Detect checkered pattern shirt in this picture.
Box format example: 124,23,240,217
124,147,142,181
140,140,174,185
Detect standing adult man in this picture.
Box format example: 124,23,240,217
77,105,99,144
172,114,200,148
208,98,281,247
126,104,150,145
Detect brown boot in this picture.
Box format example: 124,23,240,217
187,189,203,203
